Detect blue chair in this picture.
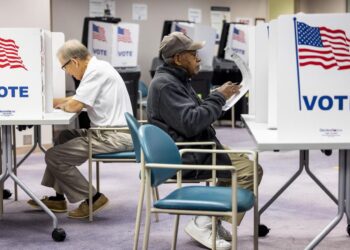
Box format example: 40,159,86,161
138,81,148,120
138,124,258,250
125,113,220,250
87,125,137,221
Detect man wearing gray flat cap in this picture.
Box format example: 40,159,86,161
147,32,263,250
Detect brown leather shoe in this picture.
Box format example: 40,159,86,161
68,193,109,219
27,196,67,213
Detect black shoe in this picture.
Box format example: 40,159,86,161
3,189,12,199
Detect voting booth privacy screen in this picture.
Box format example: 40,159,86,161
0,29,64,120
88,21,139,67
276,14,350,141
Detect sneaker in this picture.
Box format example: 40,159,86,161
68,193,109,219
185,219,231,250
217,220,232,242
27,196,67,213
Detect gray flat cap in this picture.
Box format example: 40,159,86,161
159,32,205,59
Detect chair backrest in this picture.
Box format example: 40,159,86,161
138,81,148,98
138,124,181,187
124,112,141,163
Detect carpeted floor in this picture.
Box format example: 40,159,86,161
0,126,349,250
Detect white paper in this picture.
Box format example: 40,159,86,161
188,8,201,23
89,0,115,17
222,52,251,111
210,9,231,42
132,3,147,21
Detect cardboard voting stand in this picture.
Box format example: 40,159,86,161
88,21,139,67
277,13,350,141
223,23,255,112
0,29,64,120
253,23,269,123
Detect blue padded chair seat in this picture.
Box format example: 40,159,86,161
154,186,254,212
93,151,135,159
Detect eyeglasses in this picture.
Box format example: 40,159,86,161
187,50,198,57
61,59,72,70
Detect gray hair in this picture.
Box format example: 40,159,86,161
162,54,175,65
57,39,90,61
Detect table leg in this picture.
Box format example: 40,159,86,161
305,149,347,249
1,125,65,241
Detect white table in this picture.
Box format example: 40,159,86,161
0,111,77,242
242,114,350,249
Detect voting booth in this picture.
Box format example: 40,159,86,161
0,29,65,146
0,29,51,119
251,13,350,142
150,20,216,99
277,13,350,141
214,22,254,125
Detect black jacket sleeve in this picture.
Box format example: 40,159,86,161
158,83,226,138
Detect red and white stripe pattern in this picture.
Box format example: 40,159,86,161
117,27,132,43
0,37,27,70
297,21,350,70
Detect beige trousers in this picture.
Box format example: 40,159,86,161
41,129,133,203
218,146,263,225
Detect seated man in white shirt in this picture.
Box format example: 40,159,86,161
28,40,134,219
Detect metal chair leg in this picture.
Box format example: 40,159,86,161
171,215,180,250
96,162,100,192
151,187,159,222
212,216,217,250
142,172,152,250
133,176,145,250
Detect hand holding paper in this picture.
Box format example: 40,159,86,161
222,52,251,111
216,81,242,100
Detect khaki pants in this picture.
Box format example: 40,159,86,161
218,146,263,225
41,129,133,203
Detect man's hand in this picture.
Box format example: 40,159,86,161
216,81,241,100
57,99,84,112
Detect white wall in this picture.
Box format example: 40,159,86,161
298,0,346,13
51,0,268,90
0,0,50,29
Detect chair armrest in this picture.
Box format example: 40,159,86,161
138,119,148,124
145,163,235,171
88,127,129,132
175,141,216,147
179,148,256,159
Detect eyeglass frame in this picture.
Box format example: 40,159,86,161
61,59,72,70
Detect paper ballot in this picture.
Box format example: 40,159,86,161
222,52,251,111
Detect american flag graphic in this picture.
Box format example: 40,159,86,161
117,27,132,43
297,21,350,70
0,37,27,70
174,24,187,35
92,24,106,41
232,27,245,43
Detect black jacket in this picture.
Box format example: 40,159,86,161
147,64,231,179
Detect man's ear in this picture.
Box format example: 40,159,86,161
173,54,182,66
